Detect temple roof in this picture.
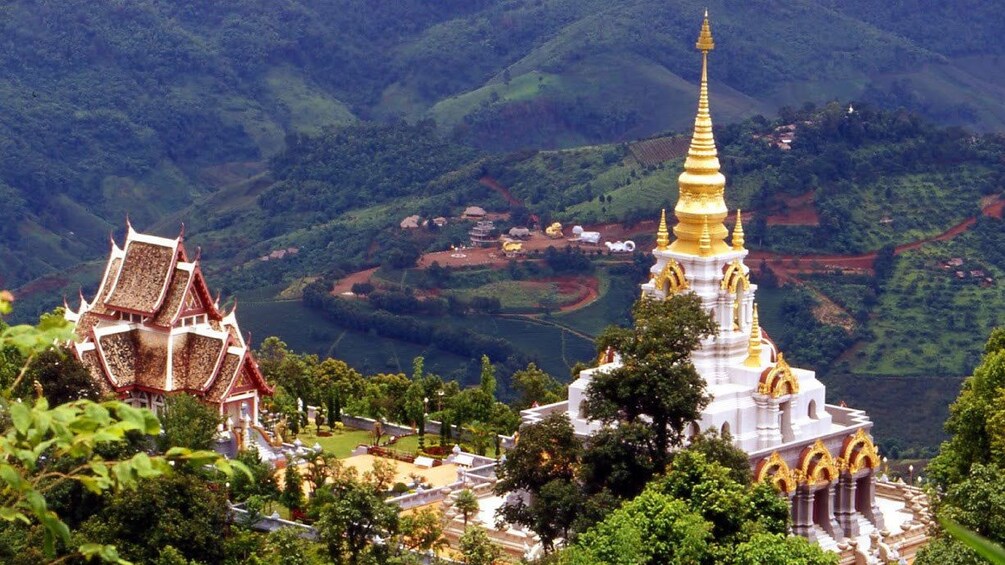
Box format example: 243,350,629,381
67,224,272,403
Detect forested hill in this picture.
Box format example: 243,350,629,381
4,0,1005,288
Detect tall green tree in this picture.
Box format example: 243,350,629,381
315,479,399,565
511,362,564,410
495,414,583,552
158,393,223,451
77,473,230,564
458,526,500,565
918,328,1005,564
562,452,826,565
584,294,716,477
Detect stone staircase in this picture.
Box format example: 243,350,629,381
812,526,840,552
855,514,876,537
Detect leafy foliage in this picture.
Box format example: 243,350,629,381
585,294,716,474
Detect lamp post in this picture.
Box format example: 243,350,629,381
908,464,914,486
882,456,888,477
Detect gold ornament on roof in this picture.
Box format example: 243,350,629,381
755,451,797,493
656,208,670,250
745,304,763,368
797,440,840,486
721,260,750,292
757,352,798,397
732,209,745,250
654,258,689,295
840,429,881,474
671,12,729,256
698,215,712,257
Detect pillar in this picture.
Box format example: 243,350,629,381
791,487,815,538
820,483,845,540
834,473,859,537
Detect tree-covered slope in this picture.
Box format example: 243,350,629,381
5,0,1005,287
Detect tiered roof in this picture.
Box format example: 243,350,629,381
66,223,272,404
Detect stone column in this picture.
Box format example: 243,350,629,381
767,400,783,446
822,483,845,540
860,471,884,529
834,473,859,537
754,396,772,450
791,487,816,539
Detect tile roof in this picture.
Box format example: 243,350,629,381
105,241,177,315
68,224,272,405
171,332,227,391
152,267,193,327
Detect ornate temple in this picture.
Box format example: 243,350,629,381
65,223,273,427
522,14,883,547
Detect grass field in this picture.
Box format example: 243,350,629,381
298,427,373,458
448,280,585,313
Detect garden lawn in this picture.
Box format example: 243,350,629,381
301,427,373,459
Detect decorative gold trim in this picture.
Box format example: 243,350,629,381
720,260,751,292
798,440,839,486
840,429,881,474
654,259,689,295
757,353,798,397
755,451,797,493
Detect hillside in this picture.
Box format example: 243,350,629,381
6,1,1005,289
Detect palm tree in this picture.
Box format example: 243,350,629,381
454,489,479,529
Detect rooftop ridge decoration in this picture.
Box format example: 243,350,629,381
758,352,798,397
671,11,730,256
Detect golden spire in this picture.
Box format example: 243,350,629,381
732,209,745,250
745,303,763,367
656,208,670,250
698,215,712,256
671,11,729,256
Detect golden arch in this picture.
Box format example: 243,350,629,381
757,353,799,398
840,429,880,474
654,259,689,295
755,451,797,493
721,260,751,292
798,440,840,486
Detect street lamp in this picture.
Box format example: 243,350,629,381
908,464,914,486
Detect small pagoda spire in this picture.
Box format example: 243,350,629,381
744,303,763,367
698,215,712,257
656,208,670,250
732,209,745,250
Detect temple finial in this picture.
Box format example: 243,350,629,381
696,10,715,52
671,13,727,255
656,209,670,250
698,215,712,256
744,304,763,367
178,222,185,240
732,209,745,250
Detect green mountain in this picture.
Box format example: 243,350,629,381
5,0,1005,289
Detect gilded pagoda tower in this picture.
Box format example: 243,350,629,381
524,13,885,549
